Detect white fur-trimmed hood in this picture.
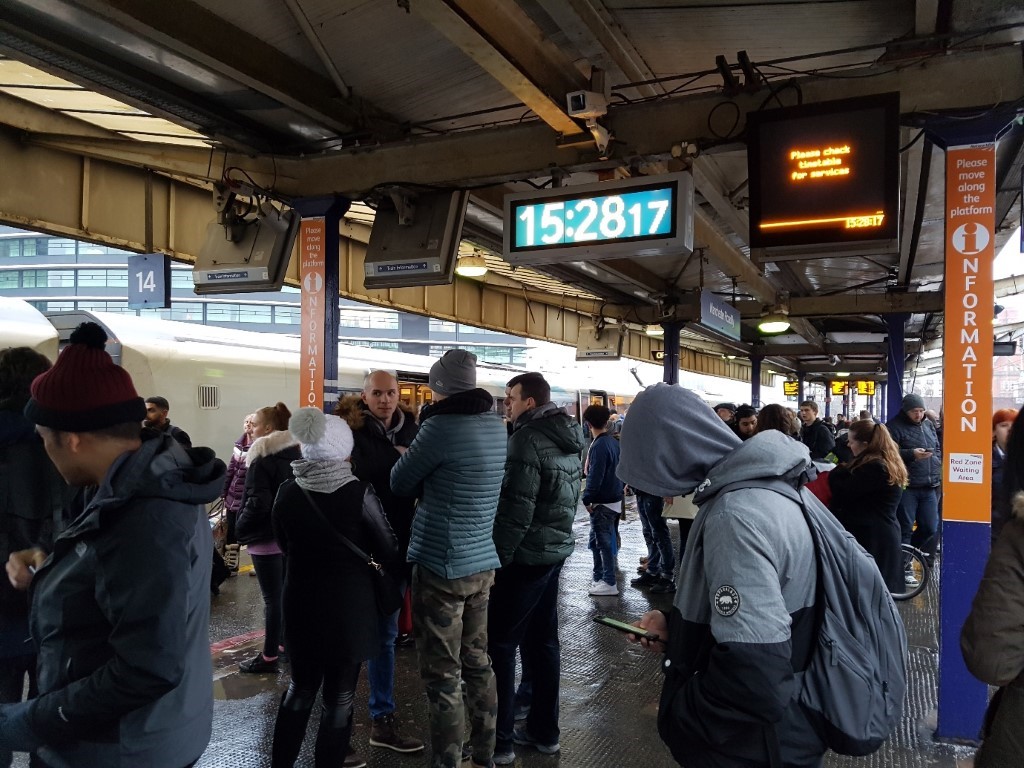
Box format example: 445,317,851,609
245,430,299,466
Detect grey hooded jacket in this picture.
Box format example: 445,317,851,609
618,384,824,768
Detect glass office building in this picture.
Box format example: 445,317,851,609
0,225,529,365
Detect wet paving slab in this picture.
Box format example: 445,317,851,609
12,499,980,767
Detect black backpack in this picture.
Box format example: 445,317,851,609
720,477,908,756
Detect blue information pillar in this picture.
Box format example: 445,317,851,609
750,355,762,408
293,196,350,413
885,313,908,420
662,322,682,385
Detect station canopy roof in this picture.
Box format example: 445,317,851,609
1,0,1023,381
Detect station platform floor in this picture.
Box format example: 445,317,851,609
18,500,980,768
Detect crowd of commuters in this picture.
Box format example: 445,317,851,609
5,327,1024,766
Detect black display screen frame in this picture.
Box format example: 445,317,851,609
747,93,900,251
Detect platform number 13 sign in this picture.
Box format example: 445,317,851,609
127,253,171,309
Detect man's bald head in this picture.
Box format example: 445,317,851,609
362,370,400,423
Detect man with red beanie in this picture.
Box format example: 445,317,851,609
2,322,225,768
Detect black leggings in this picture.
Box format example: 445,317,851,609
250,553,285,657
272,651,362,767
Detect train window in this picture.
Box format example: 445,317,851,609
198,385,220,410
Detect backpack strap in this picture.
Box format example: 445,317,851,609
713,476,824,674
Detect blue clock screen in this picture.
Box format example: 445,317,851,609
511,185,675,251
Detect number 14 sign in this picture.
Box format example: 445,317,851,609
127,253,171,309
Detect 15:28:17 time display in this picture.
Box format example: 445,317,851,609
512,187,674,249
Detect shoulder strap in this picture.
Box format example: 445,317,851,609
716,476,824,673
297,484,378,568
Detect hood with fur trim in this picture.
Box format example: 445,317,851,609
245,429,299,466
335,394,414,433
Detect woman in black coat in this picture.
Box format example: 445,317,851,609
270,408,398,768
828,419,908,593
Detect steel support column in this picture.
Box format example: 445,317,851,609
751,356,762,408
885,314,908,420
294,196,350,412
663,322,682,385
797,373,805,405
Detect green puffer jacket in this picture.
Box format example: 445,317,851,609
391,388,507,579
494,405,585,566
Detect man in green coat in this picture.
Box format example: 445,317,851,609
488,372,585,765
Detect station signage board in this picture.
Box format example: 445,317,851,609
830,381,848,396
127,253,170,309
299,219,326,409
503,172,694,265
747,93,900,253
783,381,800,397
855,380,876,396
698,290,741,340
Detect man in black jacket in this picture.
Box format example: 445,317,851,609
143,396,191,448
3,322,223,768
489,373,584,763
336,371,423,755
798,400,835,461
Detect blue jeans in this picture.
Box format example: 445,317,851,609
367,607,400,719
589,505,618,586
487,562,563,752
896,486,939,555
635,491,675,578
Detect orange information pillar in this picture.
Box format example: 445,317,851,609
936,143,995,740
299,218,326,410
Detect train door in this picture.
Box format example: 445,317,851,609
396,370,433,417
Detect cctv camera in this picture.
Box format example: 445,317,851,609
829,354,840,366
566,90,608,119
587,121,612,157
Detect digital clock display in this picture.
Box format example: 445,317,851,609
511,186,675,250
503,173,693,266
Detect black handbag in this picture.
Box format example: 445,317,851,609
298,486,403,616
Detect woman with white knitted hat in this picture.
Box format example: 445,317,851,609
269,408,398,768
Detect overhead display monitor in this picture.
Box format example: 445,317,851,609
856,380,876,396
194,205,298,295
364,190,468,289
830,381,849,396
503,172,694,266
747,93,900,255
783,381,800,397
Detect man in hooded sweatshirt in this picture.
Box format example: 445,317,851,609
391,349,507,768
2,322,225,768
617,383,826,768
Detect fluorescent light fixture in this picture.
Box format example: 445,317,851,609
645,324,664,336
835,371,850,377
454,253,488,277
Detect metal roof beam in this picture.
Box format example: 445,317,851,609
733,291,944,317
25,46,1024,195
412,0,587,138
69,0,400,138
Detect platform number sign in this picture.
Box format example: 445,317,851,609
127,253,171,309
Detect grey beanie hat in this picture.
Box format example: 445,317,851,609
902,393,926,412
429,349,477,395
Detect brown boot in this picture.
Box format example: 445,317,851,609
343,744,366,768
369,713,425,753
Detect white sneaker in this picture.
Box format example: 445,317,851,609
589,581,619,596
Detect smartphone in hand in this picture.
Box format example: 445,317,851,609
593,615,660,642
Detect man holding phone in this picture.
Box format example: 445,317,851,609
615,383,827,768
886,393,941,579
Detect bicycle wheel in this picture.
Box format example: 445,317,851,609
891,544,930,601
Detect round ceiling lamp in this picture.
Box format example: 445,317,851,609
455,252,488,277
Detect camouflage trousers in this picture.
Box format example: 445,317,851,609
412,565,497,768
